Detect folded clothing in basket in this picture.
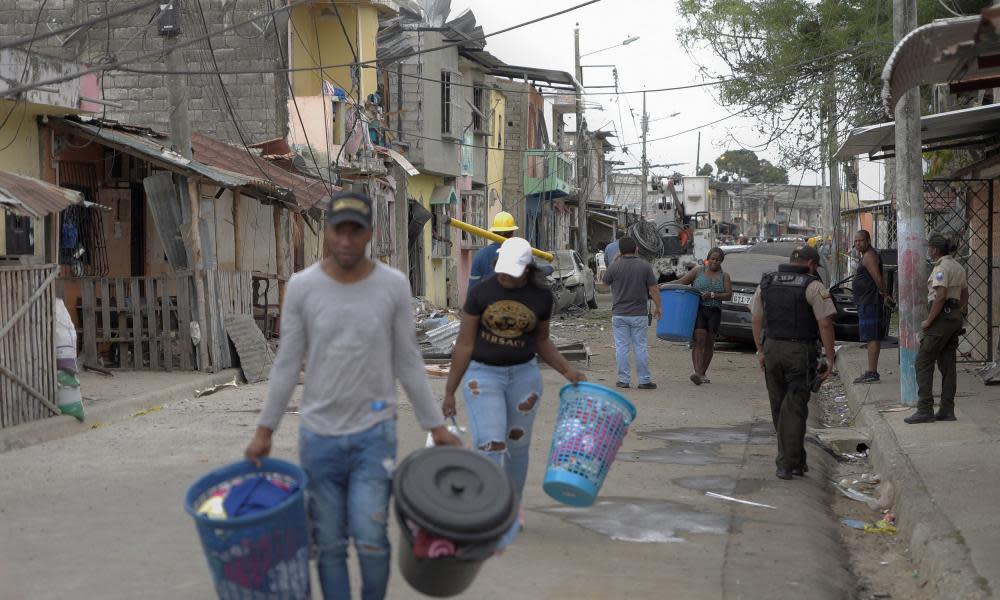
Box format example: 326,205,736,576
223,476,298,518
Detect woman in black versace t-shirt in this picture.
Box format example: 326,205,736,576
442,237,585,549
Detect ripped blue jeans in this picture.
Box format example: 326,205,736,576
299,419,397,600
462,359,544,547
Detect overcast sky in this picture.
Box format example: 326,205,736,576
448,0,885,201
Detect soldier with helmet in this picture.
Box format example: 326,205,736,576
750,245,837,480
904,233,969,424
468,211,519,291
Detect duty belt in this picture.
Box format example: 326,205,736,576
928,299,961,313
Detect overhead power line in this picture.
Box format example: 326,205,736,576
1,0,601,98
114,43,885,99
0,0,314,98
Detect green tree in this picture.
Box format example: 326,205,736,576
697,163,714,177
715,149,789,183
677,0,989,171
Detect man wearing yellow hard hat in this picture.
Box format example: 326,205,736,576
468,211,518,290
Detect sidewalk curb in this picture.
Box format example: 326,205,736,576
836,353,989,600
0,369,241,455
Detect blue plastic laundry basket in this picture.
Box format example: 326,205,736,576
184,458,310,600
543,383,637,507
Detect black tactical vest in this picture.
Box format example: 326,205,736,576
760,264,821,341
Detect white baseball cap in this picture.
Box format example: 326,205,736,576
494,237,534,278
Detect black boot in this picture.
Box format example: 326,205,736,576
775,468,793,480
904,411,936,424
934,410,957,421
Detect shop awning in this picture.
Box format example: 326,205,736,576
0,170,82,217
835,102,1000,160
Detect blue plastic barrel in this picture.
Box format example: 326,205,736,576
657,284,702,342
543,383,637,507
185,458,310,600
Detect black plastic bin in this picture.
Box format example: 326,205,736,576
394,447,517,598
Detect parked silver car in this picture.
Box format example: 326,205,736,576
549,250,598,311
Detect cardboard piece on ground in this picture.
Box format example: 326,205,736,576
223,314,274,383
426,364,450,378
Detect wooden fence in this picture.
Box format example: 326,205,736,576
0,265,59,428
69,270,253,372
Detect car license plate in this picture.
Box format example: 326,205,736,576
732,292,753,305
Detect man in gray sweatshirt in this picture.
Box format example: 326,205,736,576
245,191,459,600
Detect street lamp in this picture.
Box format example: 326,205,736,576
580,35,641,58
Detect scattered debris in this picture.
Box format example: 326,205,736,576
420,320,461,359
976,361,1000,384
864,519,898,535
131,405,163,418
224,314,274,383
704,491,776,510
840,517,897,534
425,364,450,378
82,364,114,377
195,377,239,398
834,483,881,510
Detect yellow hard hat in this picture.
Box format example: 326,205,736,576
490,211,518,232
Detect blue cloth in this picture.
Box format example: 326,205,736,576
604,240,620,266
299,420,397,600
468,242,503,290
613,315,652,385
461,358,544,549
857,303,882,342
222,476,297,518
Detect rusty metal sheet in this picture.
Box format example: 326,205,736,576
0,170,82,217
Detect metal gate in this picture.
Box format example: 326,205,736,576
840,179,995,362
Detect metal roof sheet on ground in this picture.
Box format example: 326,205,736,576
48,117,335,210
834,102,1000,161
0,170,82,217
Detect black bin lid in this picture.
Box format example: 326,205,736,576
394,447,517,544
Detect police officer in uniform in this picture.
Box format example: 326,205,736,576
904,234,968,424
750,246,837,480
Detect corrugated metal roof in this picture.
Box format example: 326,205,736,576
49,117,335,211
0,170,82,217
835,102,1000,160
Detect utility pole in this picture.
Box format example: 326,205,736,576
695,131,701,176
893,0,925,406
640,90,648,219
827,99,842,282
574,24,588,259
162,2,210,372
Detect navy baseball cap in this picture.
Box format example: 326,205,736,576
326,191,372,229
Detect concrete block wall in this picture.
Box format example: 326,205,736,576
0,1,289,144
499,79,527,227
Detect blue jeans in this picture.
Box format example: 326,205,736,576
462,359,544,547
299,420,397,600
612,315,652,385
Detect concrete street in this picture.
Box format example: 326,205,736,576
0,304,855,599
